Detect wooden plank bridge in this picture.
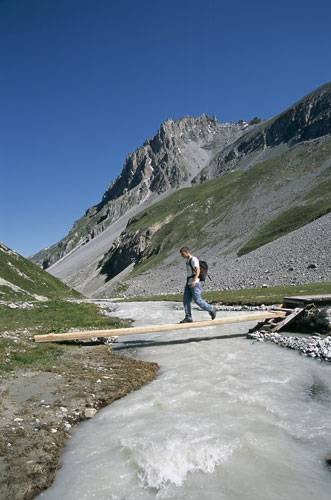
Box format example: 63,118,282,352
34,311,286,343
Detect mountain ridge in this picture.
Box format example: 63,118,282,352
31,114,249,269
31,82,331,298
193,82,331,183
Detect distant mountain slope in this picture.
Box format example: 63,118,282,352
33,82,331,298
0,242,79,301
98,135,331,282
119,212,331,298
31,115,248,269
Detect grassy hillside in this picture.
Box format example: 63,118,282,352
117,136,331,277
0,243,131,374
0,242,80,301
238,175,331,255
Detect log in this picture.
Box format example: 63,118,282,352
270,307,304,332
34,311,286,343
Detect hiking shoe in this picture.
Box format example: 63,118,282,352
179,317,193,323
210,307,217,320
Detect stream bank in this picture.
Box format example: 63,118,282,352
0,344,158,500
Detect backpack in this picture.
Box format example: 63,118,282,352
189,258,211,282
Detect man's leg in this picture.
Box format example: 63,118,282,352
192,283,216,318
183,284,192,320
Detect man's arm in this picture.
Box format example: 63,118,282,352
191,263,200,287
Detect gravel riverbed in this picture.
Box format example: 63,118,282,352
248,331,331,361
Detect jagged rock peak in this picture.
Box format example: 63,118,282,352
158,113,219,134
31,113,248,269
153,114,241,144
97,114,231,208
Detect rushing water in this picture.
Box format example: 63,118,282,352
40,302,331,500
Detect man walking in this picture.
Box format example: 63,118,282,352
179,246,216,323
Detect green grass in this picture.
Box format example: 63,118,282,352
0,300,129,373
0,300,126,334
0,243,80,301
0,339,65,373
238,178,331,256
124,281,331,305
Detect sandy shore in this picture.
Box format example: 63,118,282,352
0,344,158,500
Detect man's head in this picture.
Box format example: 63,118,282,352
180,246,191,259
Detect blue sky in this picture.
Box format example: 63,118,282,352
1,0,330,256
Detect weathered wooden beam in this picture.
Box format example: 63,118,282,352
34,311,286,343
270,307,304,333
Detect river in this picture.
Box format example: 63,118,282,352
40,301,331,500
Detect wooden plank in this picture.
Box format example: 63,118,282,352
34,311,286,343
272,307,294,313
270,307,304,332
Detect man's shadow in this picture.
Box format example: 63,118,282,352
113,332,248,350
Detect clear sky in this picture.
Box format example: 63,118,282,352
1,0,330,256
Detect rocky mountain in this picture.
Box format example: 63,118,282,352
0,242,79,301
97,132,331,284
193,81,331,183
32,82,331,298
32,115,249,269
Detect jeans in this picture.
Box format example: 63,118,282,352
183,282,213,319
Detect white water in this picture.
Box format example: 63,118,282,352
40,302,331,500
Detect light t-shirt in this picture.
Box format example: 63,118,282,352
186,256,200,285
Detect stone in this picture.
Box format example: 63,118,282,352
64,422,72,432
84,408,97,419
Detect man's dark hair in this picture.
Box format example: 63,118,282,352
180,246,191,254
